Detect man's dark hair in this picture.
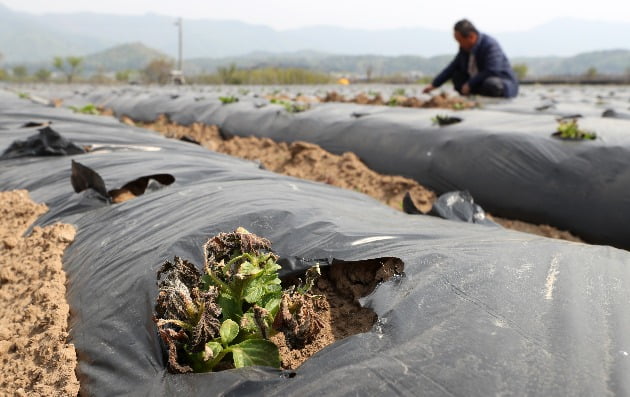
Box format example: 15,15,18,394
454,19,478,37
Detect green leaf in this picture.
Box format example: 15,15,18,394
263,257,282,274
231,339,280,368
264,297,281,318
204,342,223,361
238,260,262,276
220,319,239,345
186,341,225,372
218,293,241,321
242,277,265,304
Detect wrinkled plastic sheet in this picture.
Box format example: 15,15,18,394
220,103,630,249
35,86,630,248
22,87,630,248
427,190,497,226
1,125,86,159
2,89,630,396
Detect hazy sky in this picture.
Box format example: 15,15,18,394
2,0,630,32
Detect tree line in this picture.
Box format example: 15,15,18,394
0,55,182,84
0,51,622,85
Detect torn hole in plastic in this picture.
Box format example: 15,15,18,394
556,114,583,121
20,121,52,128
535,104,556,111
71,160,175,204
280,371,297,379
179,136,201,145
326,257,405,301
432,115,463,127
71,160,108,200
108,174,175,203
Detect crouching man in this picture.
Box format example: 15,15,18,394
423,19,518,98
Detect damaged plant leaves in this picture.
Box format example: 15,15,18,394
154,227,321,373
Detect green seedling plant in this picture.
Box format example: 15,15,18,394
219,96,239,104
386,97,400,107
154,228,321,373
270,98,309,113
68,103,100,115
555,119,597,140
17,92,30,99
392,87,406,96
452,102,465,110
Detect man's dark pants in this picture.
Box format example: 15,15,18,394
452,70,505,97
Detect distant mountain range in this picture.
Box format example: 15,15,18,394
2,2,630,63
82,43,169,72
1,3,630,78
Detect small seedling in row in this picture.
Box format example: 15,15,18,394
219,96,239,104
386,97,399,107
270,98,309,113
68,103,100,115
392,88,406,96
554,119,597,140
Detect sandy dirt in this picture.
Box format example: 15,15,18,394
129,115,436,213
319,91,478,109
263,91,478,110
272,257,402,369
132,115,582,243
0,190,79,396
490,217,583,243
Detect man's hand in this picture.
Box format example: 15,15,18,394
461,83,471,95
422,84,435,94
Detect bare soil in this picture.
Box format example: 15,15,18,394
131,115,582,243
263,91,478,110
318,91,478,109
0,190,79,396
272,258,403,369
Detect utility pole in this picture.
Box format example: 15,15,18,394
172,17,184,84
175,17,183,72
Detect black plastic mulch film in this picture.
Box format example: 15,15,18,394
1,89,630,396
31,85,630,249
